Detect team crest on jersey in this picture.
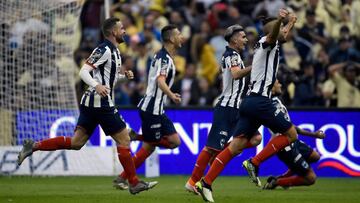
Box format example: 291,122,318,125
87,48,103,64
160,59,168,75
230,55,239,67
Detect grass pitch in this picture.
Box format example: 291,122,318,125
1,176,359,203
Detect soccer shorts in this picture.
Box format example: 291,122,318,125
277,140,312,176
76,105,126,135
206,105,240,151
235,94,292,135
139,110,177,142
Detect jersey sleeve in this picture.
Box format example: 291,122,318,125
227,53,243,70
156,57,170,77
85,46,110,69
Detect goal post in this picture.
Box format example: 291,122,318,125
0,0,84,146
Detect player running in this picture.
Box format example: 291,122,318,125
263,80,325,189
184,24,262,195
113,24,183,189
193,25,264,202
17,17,157,195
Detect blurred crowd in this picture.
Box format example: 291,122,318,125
74,0,360,108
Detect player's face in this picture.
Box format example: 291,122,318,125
113,21,126,44
235,31,248,50
171,29,184,49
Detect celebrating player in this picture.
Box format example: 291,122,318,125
263,80,325,189
113,24,183,189
17,17,157,195
193,25,263,202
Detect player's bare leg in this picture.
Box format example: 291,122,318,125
111,129,158,194
18,128,89,165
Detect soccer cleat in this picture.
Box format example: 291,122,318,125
185,181,200,195
263,176,278,190
195,179,214,202
129,180,158,195
17,139,34,166
113,176,129,190
242,159,261,187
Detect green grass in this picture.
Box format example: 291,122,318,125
1,176,360,203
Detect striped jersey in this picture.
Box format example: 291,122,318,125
217,46,247,109
249,36,280,97
138,47,176,115
80,39,122,108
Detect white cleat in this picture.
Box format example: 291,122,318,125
17,139,34,166
195,180,215,202
185,181,200,195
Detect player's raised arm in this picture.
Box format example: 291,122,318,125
280,12,297,42
265,8,289,45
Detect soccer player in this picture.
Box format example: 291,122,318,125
239,9,300,187
113,24,183,189
17,17,157,195
184,24,262,195
263,80,325,189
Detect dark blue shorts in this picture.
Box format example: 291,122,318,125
139,110,177,142
76,105,126,135
277,140,313,175
206,105,240,151
233,95,292,138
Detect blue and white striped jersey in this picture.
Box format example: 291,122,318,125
217,46,247,109
80,39,122,108
249,36,280,97
138,47,176,115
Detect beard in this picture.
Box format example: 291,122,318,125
115,35,124,43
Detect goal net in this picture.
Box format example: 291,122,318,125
0,0,83,146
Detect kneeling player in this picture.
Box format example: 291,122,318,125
263,80,325,189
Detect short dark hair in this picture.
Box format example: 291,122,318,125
161,24,177,43
224,24,244,42
102,17,120,37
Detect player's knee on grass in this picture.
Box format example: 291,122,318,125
307,151,320,163
305,170,317,185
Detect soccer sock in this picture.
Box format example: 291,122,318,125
204,147,234,185
117,146,139,186
33,136,72,151
276,176,307,187
280,169,293,178
189,149,213,185
120,147,152,179
251,135,290,166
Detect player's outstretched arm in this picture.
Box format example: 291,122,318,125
266,8,289,44
295,126,326,139
231,66,252,79
157,76,181,104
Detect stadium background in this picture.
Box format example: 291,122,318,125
0,0,360,202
